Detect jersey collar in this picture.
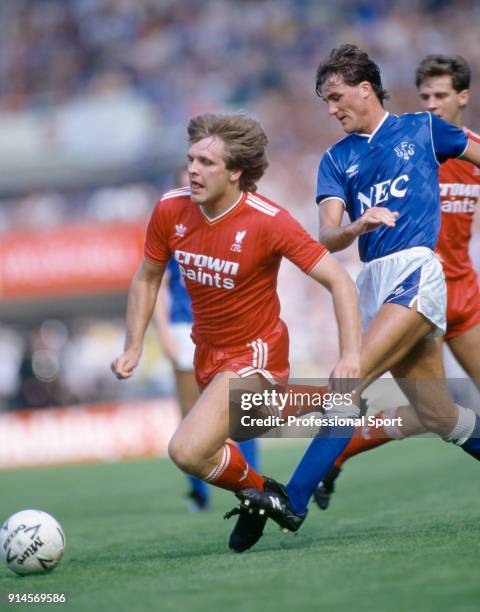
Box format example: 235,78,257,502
199,191,244,224
357,112,390,143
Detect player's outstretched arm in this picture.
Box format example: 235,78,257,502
111,258,166,379
318,198,398,252
152,275,179,364
461,139,480,168
309,254,361,386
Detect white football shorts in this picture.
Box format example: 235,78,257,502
170,322,195,371
356,246,446,337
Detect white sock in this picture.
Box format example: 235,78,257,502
444,405,476,446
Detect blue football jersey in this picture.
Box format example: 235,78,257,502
316,112,468,262
167,258,193,324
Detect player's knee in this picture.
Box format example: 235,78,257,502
168,436,197,472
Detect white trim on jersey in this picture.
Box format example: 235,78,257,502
199,191,244,222
427,112,441,167
456,139,469,160
246,199,277,216
245,195,280,217
326,149,343,174
355,112,389,141
306,250,329,276
247,193,280,214
367,112,389,143
161,187,191,201
317,195,347,209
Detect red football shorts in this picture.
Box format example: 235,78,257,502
194,319,290,389
445,268,480,340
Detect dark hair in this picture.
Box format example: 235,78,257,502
415,54,471,92
315,44,389,104
187,113,269,192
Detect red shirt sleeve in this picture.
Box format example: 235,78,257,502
273,208,328,274
144,200,171,264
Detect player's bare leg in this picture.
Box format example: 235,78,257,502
390,338,457,437
243,302,480,529
383,337,447,438
168,371,264,489
168,370,272,553
238,302,438,527
447,324,480,389
355,303,438,394
313,309,445,511
339,329,480,448
174,369,199,419
172,368,211,510
314,329,480,510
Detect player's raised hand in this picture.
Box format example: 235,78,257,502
111,348,142,380
355,207,399,235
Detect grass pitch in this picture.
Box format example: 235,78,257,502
0,438,479,612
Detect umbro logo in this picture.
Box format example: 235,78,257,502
346,164,359,177
175,224,187,237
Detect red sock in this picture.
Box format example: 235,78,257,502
334,410,392,468
204,442,265,492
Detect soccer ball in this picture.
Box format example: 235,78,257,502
0,510,65,576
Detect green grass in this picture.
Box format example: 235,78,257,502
0,439,479,612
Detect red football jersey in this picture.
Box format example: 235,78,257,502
145,188,328,346
436,129,480,280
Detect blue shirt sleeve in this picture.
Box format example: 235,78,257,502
430,113,468,164
316,149,347,205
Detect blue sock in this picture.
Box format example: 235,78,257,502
187,475,209,500
238,439,259,471
286,424,354,514
461,413,480,460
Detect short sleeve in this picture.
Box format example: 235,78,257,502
316,150,347,205
144,201,171,264
273,209,328,274
430,113,468,164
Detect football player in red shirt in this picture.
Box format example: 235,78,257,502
111,112,361,550
313,54,480,511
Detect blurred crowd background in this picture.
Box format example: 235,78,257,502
1,0,480,411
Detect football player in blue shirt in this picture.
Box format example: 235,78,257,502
233,44,480,548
